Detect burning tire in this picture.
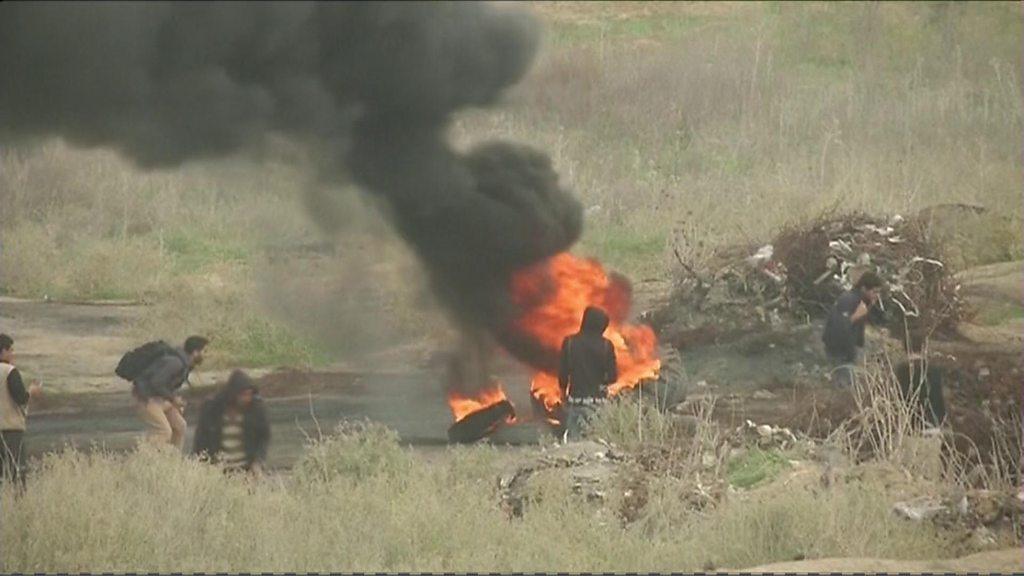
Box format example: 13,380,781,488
447,400,516,444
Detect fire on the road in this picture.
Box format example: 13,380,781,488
447,382,515,424
511,252,660,424
444,252,660,429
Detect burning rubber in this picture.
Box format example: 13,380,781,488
445,252,662,442
447,400,516,444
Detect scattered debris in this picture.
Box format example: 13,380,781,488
968,526,998,550
894,496,948,522
498,441,624,516
661,210,968,348
892,487,1022,552
736,419,800,451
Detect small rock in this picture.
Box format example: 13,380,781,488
969,525,998,550
752,389,777,400
893,497,946,521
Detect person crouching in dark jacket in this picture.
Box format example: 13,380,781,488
559,306,618,442
193,370,270,476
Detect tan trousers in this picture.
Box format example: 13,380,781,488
136,398,186,451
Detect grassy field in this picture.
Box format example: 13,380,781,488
0,422,964,573
3,357,1020,572
1,2,1021,365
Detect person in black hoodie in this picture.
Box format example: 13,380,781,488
559,306,618,442
193,370,270,476
822,271,885,387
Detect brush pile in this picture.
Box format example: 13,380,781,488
666,212,968,340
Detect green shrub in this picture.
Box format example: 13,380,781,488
293,420,413,485
727,448,790,489
135,271,329,369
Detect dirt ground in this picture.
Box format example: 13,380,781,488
2,260,1020,466
653,261,1023,442
0,296,143,393
0,293,550,467
738,546,1023,574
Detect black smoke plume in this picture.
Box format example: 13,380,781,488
0,2,582,344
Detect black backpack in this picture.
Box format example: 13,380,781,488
115,340,175,382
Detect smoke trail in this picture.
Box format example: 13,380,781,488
0,2,582,344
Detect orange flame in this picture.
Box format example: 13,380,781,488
446,382,513,423
510,253,660,421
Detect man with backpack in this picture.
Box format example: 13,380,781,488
558,306,618,442
119,335,209,451
1,334,43,487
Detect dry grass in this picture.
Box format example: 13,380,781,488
825,351,1022,499
1,421,953,573
459,2,1023,277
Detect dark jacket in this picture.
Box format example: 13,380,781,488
823,289,868,362
4,367,29,406
559,307,618,399
192,383,270,469
133,348,190,401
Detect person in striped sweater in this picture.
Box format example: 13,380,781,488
192,370,270,476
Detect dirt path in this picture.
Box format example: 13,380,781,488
0,296,548,468
25,368,548,469
3,260,1020,468
0,296,141,393
738,546,1022,574
953,260,1024,354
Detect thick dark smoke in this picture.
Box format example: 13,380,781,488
0,2,582,343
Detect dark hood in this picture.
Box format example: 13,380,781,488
580,306,610,336
215,370,259,406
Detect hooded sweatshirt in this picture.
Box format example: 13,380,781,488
558,306,618,399
192,372,270,468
